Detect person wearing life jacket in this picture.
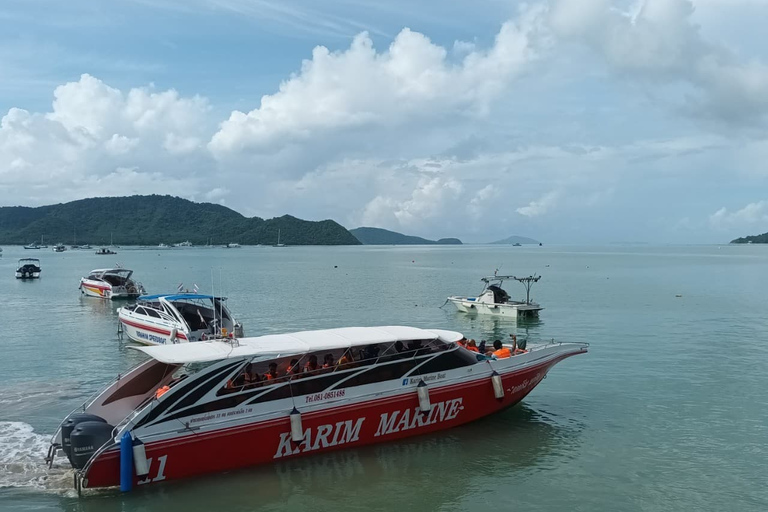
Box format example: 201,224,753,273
466,339,480,353
492,339,512,359
263,362,279,382
155,385,170,399
337,349,355,368
322,353,335,372
457,337,468,348
304,354,320,374
287,359,302,379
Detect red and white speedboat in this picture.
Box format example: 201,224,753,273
46,326,587,492
79,268,146,300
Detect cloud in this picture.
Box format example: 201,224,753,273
709,201,768,229
209,7,545,155
549,0,768,126
516,190,561,218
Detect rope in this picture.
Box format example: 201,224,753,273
438,298,450,309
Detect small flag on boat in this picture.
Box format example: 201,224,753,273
193,284,199,293
177,282,184,292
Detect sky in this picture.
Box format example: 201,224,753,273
1,0,768,244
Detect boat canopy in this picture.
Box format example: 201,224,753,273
480,275,516,282
138,293,221,302
19,258,40,263
128,326,463,364
90,268,132,275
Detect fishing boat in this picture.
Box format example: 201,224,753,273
117,293,244,345
79,268,147,300
45,325,587,492
23,242,41,250
447,274,543,319
16,258,41,279
96,248,117,255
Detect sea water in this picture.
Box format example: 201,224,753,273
0,244,766,511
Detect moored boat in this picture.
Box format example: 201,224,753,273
46,326,587,492
448,274,543,319
79,268,146,300
53,243,67,252
117,293,244,345
15,258,41,279
96,248,117,255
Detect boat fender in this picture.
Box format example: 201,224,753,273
491,371,504,399
132,436,150,477
169,328,177,343
417,381,431,413
120,431,133,492
290,407,303,442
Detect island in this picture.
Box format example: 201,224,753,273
350,227,462,245
490,235,541,245
731,232,768,244
0,195,361,246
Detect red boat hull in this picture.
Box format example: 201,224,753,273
83,354,575,488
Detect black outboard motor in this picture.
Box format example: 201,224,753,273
61,413,107,461
70,421,115,469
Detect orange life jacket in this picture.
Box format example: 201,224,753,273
467,346,479,353
264,372,277,380
155,385,170,398
494,348,512,359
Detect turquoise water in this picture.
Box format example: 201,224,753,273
1,244,766,511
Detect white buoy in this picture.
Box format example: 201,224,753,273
132,436,150,477
290,407,303,442
491,371,504,399
417,381,431,413
169,328,177,343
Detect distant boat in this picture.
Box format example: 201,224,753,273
225,243,241,248
53,243,67,252
158,243,170,248
512,243,522,247
96,248,117,255
274,229,285,247
16,258,41,279
24,242,41,250
174,241,193,247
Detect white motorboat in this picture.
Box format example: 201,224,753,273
224,243,241,248
447,274,543,319
45,326,587,492
16,258,41,279
53,243,67,252
79,268,146,300
118,293,244,345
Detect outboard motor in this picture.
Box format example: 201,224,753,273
70,421,115,470
61,413,107,461
234,323,244,338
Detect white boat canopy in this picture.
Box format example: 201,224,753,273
129,326,463,364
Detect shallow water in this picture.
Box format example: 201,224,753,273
1,244,766,511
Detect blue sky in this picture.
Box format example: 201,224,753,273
2,0,768,243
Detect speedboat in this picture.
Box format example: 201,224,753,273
96,248,117,255
23,242,40,250
117,293,244,345
45,326,587,492
53,243,67,252
447,274,543,319
16,258,41,279
80,268,146,300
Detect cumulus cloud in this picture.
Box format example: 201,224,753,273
549,0,768,125
209,7,546,155
516,190,561,218
709,201,768,229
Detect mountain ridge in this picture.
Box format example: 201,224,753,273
350,227,462,245
490,235,541,245
0,195,360,246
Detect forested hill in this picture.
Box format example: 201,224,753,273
350,227,462,245
0,195,361,246
731,232,768,244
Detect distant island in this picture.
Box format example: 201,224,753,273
350,227,462,245
731,232,768,244
0,195,360,246
490,235,540,245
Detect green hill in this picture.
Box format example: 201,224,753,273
731,233,768,244
490,235,540,245
350,227,462,245
0,195,360,246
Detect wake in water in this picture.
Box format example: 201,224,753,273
0,421,75,495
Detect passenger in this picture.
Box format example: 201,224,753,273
394,341,405,353
362,344,380,361
244,363,261,388
457,337,468,348
337,349,355,368
287,359,302,379
478,340,487,354
304,354,320,374
493,340,512,359
510,334,527,355
466,339,480,353
322,353,335,369
263,362,279,381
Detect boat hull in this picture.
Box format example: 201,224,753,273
81,351,580,489
448,297,541,318
15,271,41,279
80,279,142,300
118,313,189,345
